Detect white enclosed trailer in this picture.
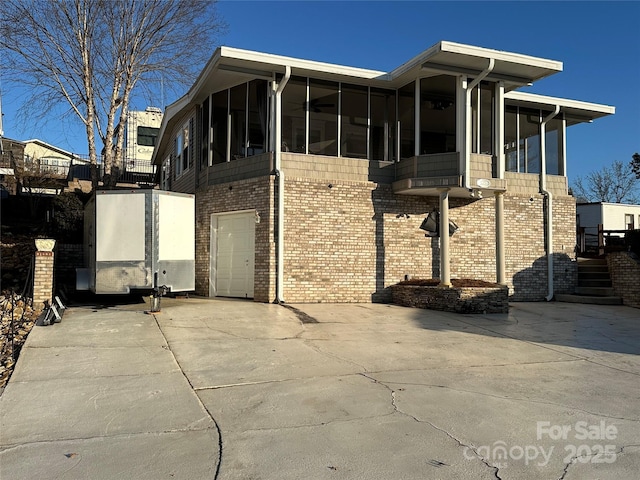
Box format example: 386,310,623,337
80,190,195,294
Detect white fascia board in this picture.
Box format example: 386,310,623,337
598,202,640,208
189,48,223,100
218,46,388,80
152,95,191,165
388,41,563,81
440,41,563,72
505,91,616,116
388,42,444,79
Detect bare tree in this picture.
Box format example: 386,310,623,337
572,160,639,204
632,152,640,179
1,0,224,189
11,154,66,218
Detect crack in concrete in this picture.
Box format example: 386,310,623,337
371,380,638,422
0,426,219,452
618,444,640,454
423,420,503,480
193,372,376,392
194,377,299,391
359,373,503,479
152,314,223,480
549,444,640,480
237,411,398,434
302,340,369,372
557,459,572,480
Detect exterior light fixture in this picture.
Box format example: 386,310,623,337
420,211,459,237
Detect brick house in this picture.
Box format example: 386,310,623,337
152,41,614,303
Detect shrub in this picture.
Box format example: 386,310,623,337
51,192,84,242
625,229,640,256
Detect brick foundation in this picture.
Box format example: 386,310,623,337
192,158,577,304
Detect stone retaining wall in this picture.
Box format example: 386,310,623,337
391,284,509,314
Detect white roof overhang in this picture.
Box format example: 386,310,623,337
391,41,563,91
152,42,606,164
505,91,615,125
154,47,390,164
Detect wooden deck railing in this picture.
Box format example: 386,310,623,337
577,224,629,256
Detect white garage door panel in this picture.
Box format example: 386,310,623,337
213,212,255,298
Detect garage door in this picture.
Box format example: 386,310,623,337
211,212,255,298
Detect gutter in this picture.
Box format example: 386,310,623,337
464,58,495,191
274,65,291,303
540,105,560,301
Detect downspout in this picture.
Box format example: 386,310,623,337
464,58,495,190
540,105,560,301
274,66,291,303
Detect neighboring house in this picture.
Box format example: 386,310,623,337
577,202,640,232
21,139,78,195
577,203,640,252
0,137,24,196
23,139,75,174
152,41,614,303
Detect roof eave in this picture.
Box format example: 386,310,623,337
505,91,615,124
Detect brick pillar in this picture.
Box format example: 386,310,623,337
33,239,56,310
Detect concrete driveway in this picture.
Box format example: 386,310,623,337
1,297,639,479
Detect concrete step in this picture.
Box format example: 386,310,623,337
579,279,612,288
575,286,617,296
577,258,608,265
556,294,623,305
577,265,610,273
579,271,611,280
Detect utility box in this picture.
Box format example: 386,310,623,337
80,190,195,294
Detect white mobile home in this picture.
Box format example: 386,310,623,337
124,107,163,176
577,202,640,234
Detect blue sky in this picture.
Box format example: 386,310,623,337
2,1,638,184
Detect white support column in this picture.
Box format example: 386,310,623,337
456,76,467,175
208,93,214,167
438,188,451,287
367,86,371,160
338,82,342,157
495,81,505,179
245,82,250,158
414,80,421,157
561,117,567,176
495,191,506,285
226,91,231,163
305,78,310,155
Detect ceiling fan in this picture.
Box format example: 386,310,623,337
423,94,454,111
304,98,336,113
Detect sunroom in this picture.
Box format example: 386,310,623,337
165,43,593,195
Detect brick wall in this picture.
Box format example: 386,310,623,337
193,162,577,304
195,176,275,302
282,178,576,303
607,251,640,308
